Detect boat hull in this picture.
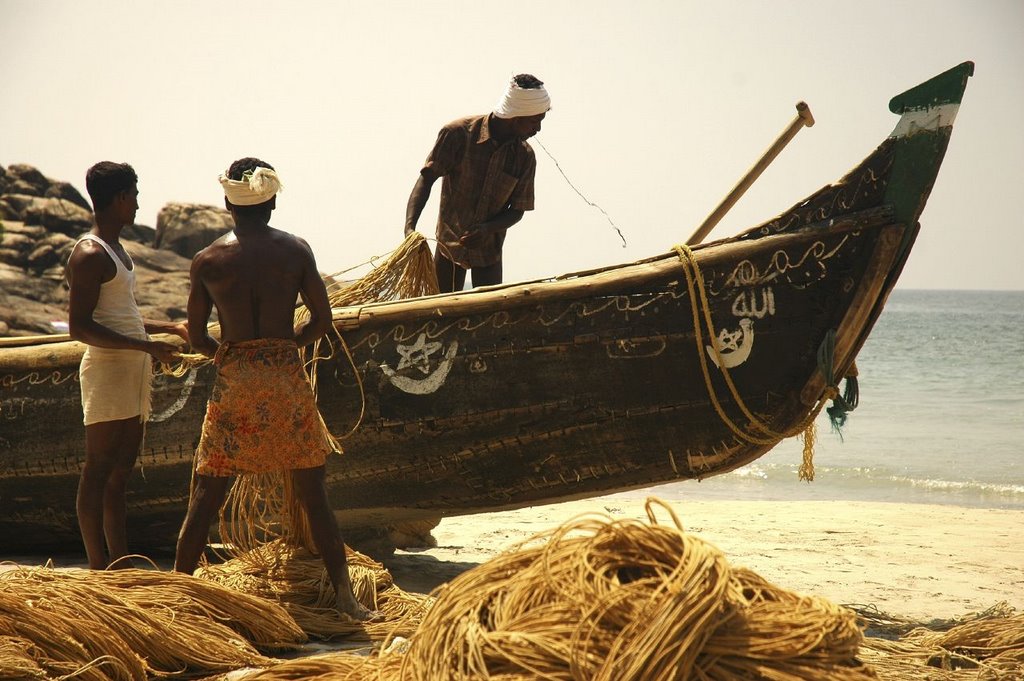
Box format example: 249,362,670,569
1,219,906,553
0,62,972,554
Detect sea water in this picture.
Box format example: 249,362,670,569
632,289,1024,510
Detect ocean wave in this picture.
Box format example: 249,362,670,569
645,462,1024,510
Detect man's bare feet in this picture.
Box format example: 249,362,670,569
337,593,383,622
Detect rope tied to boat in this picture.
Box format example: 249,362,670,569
672,243,844,481
817,329,860,435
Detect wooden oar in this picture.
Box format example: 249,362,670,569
0,333,73,348
685,101,815,246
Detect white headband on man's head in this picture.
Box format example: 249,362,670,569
218,166,282,206
493,77,551,119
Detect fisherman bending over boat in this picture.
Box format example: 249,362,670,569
173,157,375,621
405,73,551,292
66,161,187,570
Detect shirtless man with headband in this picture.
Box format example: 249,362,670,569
173,157,374,621
405,73,552,292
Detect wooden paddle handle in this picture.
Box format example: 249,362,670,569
686,101,815,246
796,100,815,127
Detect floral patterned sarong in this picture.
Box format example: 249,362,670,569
195,338,334,477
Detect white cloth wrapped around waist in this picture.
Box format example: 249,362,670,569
79,336,153,426
71,233,152,424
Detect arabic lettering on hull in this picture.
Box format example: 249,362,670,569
706,286,775,370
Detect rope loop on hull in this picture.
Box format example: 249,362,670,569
672,244,849,481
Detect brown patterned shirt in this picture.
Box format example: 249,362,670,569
422,114,536,268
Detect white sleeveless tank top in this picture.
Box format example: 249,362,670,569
72,233,146,339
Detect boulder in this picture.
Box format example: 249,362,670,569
133,267,191,321
41,232,77,265
26,243,60,270
123,239,193,274
5,164,50,196
0,290,70,336
24,196,93,236
0,221,76,273
1,195,92,236
121,222,156,245
0,193,36,221
0,221,48,261
0,258,67,305
155,203,233,259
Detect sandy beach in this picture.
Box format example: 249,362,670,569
3,494,1021,678
385,494,1024,622
4,494,1021,625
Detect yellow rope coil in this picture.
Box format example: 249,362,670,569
241,497,874,680
0,564,305,680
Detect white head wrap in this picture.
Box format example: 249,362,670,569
218,166,282,206
493,77,551,119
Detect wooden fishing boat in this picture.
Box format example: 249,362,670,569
0,63,973,554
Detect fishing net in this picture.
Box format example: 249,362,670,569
0,562,304,680
215,498,879,680
852,602,1024,680
196,539,432,641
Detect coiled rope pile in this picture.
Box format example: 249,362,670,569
196,539,431,641
219,500,1024,681
4,499,1022,679
854,602,1024,680
218,498,877,680
381,497,876,680
0,562,304,680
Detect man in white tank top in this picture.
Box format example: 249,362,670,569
66,161,188,570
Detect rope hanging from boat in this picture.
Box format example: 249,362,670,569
672,243,842,480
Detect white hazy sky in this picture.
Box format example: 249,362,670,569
2,1,1022,290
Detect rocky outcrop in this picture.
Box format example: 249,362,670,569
0,194,93,237
155,203,233,259
0,163,233,337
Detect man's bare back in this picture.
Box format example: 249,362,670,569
190,226,323,345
